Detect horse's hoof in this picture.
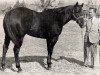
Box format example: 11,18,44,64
47,67,51,70
89,65,94,68
1,65,5,71
84,63,88,67
17,68,22,73
47,65,51,70
84,65,88,67
1,67,5,71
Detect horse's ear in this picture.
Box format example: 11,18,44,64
74,2,78,7
81,3,84,7
76,2,78,6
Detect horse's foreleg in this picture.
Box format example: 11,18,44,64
13,38,23,72
46,36,58,69
1,35,10,71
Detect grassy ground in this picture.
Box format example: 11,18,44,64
0,15,100,75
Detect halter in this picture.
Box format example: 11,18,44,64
73,13,83,21
72,9,84,21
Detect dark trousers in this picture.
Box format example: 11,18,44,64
84,34,98,67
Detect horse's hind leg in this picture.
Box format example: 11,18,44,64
1,35,10,71
13,38,23,72
46,36,58,69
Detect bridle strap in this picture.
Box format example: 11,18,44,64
72,13,83,21
72,9,83,21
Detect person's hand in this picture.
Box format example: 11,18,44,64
98,30,100,33
84,18,87,26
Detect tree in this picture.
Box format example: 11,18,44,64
40,0,56,10
13,0,20,8
20,0,26,7
13,0,26,9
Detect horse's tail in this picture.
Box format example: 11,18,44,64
3,17,19,46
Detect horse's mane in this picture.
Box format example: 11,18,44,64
42,5,74,13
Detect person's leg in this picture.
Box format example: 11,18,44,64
84,42,90,67
91,43,98,68
90,44,94,68
96,44,100,68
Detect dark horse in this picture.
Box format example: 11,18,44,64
1,2,84,72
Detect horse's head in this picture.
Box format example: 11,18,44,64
72,2,85,28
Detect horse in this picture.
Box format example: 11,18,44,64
1,2,84,72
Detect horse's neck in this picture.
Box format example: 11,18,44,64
60,7,73,26
40,6,73,26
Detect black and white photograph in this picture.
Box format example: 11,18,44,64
0,0,100,75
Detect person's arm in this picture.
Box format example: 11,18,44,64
84,18,87,27
98,23,100,45
98,18,100,33
98,23,100,33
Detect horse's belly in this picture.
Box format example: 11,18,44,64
27,30,46,39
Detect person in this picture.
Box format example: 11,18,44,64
84,7,100,68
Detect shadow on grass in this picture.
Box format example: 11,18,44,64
0,56,58,71
0,56,84,71
57,56,84,66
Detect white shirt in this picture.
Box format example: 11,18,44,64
90,16,100,32
84,16,100,43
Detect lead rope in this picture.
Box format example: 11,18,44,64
81,19,87,61
81,28,84,52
